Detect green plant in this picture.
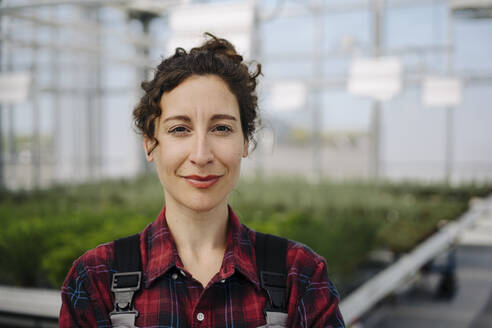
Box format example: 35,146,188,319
0,174,489,289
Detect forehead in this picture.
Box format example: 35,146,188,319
159,75,239,118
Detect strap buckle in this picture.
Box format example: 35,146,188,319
110,311,139,328
110,272,141,315
260,271,286,311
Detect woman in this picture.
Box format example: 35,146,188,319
60,34,345,328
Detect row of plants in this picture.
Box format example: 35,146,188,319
0,174,490,293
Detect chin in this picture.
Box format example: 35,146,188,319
179,192,228,213
184,201,223,213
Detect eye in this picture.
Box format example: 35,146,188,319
212,125,233,134
168,126,190,136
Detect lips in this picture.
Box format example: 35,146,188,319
183,175,221,189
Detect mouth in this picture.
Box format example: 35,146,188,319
183,175,221,189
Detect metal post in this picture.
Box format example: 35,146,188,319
31,21,41,189
128,9,158,174
85,7,93,180
7,105,14,184
251,0,264,180
32,79,41,188
444,107,454,183
8,103,14,162
51,6,61,184
0,106,2,190
7,38,15,184
87,90,94,179
312,0,324,182
95,7,103,180
0,11,4,190
6,15,16,189
444,4,455,184
369,0,384,180
141,17,151,174
85,6,103,180
370,103,381,180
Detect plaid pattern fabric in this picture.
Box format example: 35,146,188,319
60,206,345,327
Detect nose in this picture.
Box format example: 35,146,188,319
189,132,214,166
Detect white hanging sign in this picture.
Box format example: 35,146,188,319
347,57,402,101
269,81,307,111
0,72,31,103
422,76,463,107
166,2,253,59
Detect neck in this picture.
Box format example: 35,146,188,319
164,198,229,258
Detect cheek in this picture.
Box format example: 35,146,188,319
216,141,244,171
155,140,189,175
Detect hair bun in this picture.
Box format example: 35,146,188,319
190,32,244,64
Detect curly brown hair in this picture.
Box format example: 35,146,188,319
133,33,262,155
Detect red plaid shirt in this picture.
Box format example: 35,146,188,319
60,206,345,327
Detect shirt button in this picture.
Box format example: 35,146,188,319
171,273,178,280
180,269,186,277
196,312,205,321
220,279,226,283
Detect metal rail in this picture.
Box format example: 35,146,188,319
339,195,492,325
0,285,60,325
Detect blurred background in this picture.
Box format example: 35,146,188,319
0,0,491,188
0,0,492,327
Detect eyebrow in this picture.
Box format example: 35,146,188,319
163,115,191,123
162,114,237,123
211,114,237,121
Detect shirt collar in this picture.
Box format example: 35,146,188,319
143,205,260,290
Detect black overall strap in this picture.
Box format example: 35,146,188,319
255,231,288,312
114,233,142,273
111,233,142,327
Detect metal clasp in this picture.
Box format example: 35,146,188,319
110,272,141,314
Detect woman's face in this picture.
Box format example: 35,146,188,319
144,74,248,213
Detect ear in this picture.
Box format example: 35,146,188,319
242,139,249,158
143,138,155,162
